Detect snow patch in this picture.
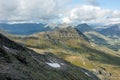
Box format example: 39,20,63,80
3,46,10,50
60,63,64,65
46,62,61,68
84,72,91,77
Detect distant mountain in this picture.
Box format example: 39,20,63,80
0,23,52,35
94,24,120,51
76,23,110,45
76,23,120,51
0,33,100,80
75,23,94,33
97,24,120,38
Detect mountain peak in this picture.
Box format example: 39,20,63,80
76,23,94,33
78,23,89,26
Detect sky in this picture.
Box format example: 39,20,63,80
0,0,120,25
73,0,120,10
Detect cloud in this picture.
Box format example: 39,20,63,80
0,0,120,25
0,0,19,20
62,5,120,25
0,0,72,23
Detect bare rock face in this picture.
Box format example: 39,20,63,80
92,67,112,80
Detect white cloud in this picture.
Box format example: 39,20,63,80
0,0,72,23
62,5,120,25
0,0,120,25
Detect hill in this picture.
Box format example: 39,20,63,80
0,33,100,80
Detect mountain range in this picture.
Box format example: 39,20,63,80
96,24,120,38
0,23,52,35
1,22,120,51
0,22,120,80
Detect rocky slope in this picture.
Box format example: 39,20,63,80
0,33,100,80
